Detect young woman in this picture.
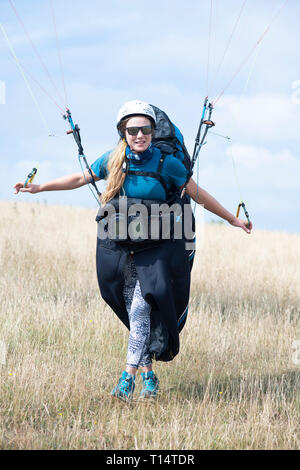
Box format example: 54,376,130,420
14,100,252,402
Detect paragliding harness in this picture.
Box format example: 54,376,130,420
96,105,196,247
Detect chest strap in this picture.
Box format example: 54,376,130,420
126,153,168,196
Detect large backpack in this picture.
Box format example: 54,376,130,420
124,105,193,204
151,105,192,190
148,105,194,213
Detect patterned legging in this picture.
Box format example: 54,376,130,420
123,255,152,369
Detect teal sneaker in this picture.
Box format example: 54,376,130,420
140,371,159,399
111,371,135,402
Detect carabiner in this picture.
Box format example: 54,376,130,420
24,167,38,188
236,201,251,226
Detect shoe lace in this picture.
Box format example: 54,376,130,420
119,377,133,394
143,376,156,391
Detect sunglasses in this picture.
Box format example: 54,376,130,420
125,125,152,136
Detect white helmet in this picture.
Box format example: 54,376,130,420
117,100,156,131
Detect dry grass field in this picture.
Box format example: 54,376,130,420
0,200,299,450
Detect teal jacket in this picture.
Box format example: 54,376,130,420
91,144,188,201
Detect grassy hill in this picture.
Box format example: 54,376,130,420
0,201,299,449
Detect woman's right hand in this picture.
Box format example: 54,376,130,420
14,171,97,195
14,182,40,194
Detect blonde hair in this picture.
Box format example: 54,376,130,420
99,139,126,205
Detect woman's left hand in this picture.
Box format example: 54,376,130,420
230,216,253,234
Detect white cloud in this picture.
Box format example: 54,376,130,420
215,93,300,143
225,143,300,190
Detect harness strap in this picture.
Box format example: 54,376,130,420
126,152,169,196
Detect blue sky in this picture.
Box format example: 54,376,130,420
0,0,299,233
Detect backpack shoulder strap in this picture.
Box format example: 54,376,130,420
126,150,169,196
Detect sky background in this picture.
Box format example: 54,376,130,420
0,0,299,233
